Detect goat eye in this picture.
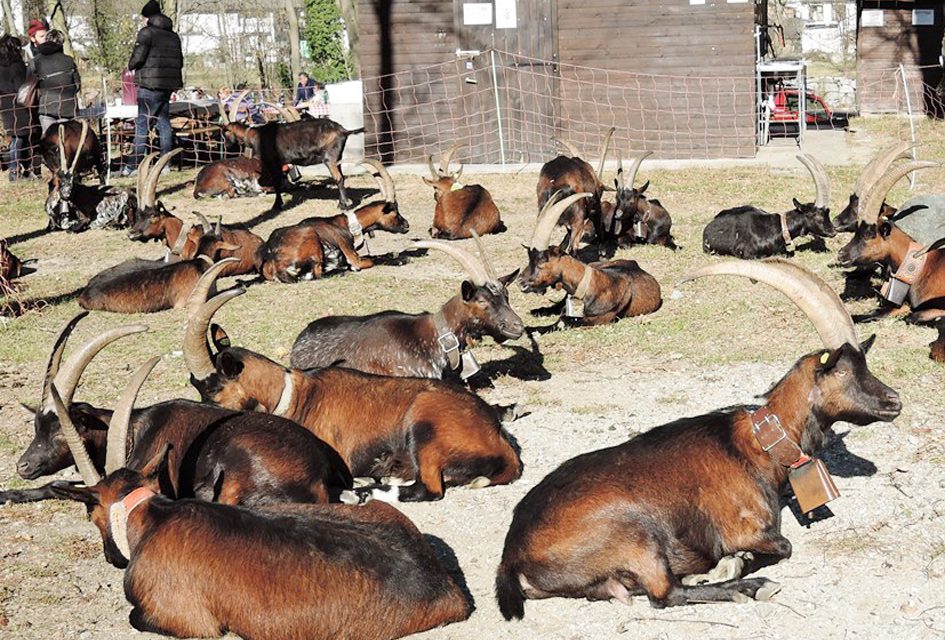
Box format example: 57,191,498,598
835,369,849,378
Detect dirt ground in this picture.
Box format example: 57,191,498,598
1,123,944,639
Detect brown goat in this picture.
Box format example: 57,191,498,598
40,118,106,183
930,318,945,363
193,156,272,199
424,143,505,239
519,192,662,326
49,447,470,639
536,128,614,254
1,238,33,281
607,152,677,249
496,260,901,618
184,272,523,502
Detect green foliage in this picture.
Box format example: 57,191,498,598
88,0,139,75
276,60,293,89
302,0,351,83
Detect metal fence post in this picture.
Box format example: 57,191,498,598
899,64,918,189
490,49,507,167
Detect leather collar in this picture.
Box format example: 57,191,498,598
273,370,295,416
433,311,461,370
777,212,794,251
108,487,155,562
345,210,365,250
892,241,928,286
573,263,594,300
748,406,807,468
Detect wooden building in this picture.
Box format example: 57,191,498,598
857,1,945,114
357,1,764,163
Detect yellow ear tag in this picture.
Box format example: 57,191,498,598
820,352,830,364
451,182,464,191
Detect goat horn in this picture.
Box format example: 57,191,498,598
69,120,89,174
144,148,183,207
470,230,498,281
625,151,653,190
797,154,830,209
286,105,301,122
411,240,489,287
360,159,396,202
53,324,149,410
439,143,465,177
217,97,230,125
57,124,67,171
853,140,913,197
615,156,625,190
859,161,939,224
680,258,858,351
426,155,440,180
105,356,160,475
595,127,615,180
49,385,101,486
193,212,212,234
184,258,242,381
39,312,89,415
137,152,160,206
531,192,593,251
214,216,222,237
229,90,250,123
170,222,193,255
552,137,580,159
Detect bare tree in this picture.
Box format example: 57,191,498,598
2,0,17,34
285,0,301,80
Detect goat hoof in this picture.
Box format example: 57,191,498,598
339,490,363,505
467,476,491,489
753,581,781,601
732,592,751,604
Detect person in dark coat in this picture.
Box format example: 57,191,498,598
25,19,48,61
0,34,39,180
295,72,316,105
122,0,183,176
28,29,79,134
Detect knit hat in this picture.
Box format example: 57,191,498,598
27,19,47,37
141,0,161,17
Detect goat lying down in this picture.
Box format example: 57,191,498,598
496,259,900,619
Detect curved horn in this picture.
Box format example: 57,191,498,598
595,127,615,180
214,216,222,237
57,124,67,171
144,148,184,207
439,143,465,176
69,120,89,174
53,324,149,409
797,154,831,209
137,152,160,206
49,385,101,486
859,161,939,224
105,356,160,475
184,258,242,381
624,151,653,190
217,97,230,125
193,212,212,234
853,140,913,197
229,90,250,123
410,240,489,286
552,137,581,159
169,222,193,255
470,230,497,282
360,159,396,202
426,155,440,180
615,156,625,190
531,192,593,250
39,312,89,413
680,258,858,350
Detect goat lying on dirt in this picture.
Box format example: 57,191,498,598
496,259,901,618
606,152,677,249
424,143,505,239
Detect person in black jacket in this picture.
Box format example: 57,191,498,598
29,30,79,135
0,35,39,180
122,0,183,176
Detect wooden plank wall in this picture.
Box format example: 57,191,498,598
857,1,945,114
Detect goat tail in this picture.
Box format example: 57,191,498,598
495,560,527,621
344,127,366,136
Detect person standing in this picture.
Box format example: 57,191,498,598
295,71,315,106
24,19,48,61
0,35,39,181
122,0,183,177
29,29,79,135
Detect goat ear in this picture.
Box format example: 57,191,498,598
879,221,892,238
639,180,650,194
816,348,844,372
859,334,877,354
499,268,520,285
422,177,434,186
217,351,244,379
50,481,100,505
19,402,37,416
461,280,476,302
792,197,803,210
140,443,172,493
210,324,231,350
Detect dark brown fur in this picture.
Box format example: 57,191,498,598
536,158,604,254
424,177,505,239
79,258,213,314
40,119,106,182
193,157,272,199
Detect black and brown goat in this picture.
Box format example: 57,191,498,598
50,456,470,640
607,152,677,249
78,254,237,314
536,128,614,254
930,318,945,364
496,259,901,618
519,192,662,326
291,238,523,378
40,118,106,183
424,143,505,239
836,160,945,323
193,156,271,199
0,238,34,281
703,154,835,258
258,160,409,281
185,275,523,502
217,90,256,150
833,141,912,232
45,121,137,232
4,312,351,512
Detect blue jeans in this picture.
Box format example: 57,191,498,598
132,87,175,168
7,135,27,178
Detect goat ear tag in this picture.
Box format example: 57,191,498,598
789,458,840,514
820,352,830,365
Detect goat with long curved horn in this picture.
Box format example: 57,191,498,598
229,90,250,124
104,356,161,475
183,258,242,381
48,385,101,486
853,140,913,198
623,151,653,191
551,137,581,158
858,160,939,224
360,159,396,202
217,97,230,125
136,151,160,207
530,192,593,251
797,154,830,209
142,148,184,209
57,124,68,171
193,212,212,234
439,143,465,177
69,120,90,174
595,127,615,182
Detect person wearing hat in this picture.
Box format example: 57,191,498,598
25,19,48,61
121,0,183,177
29,29,80,135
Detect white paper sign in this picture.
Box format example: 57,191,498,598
689,0,706,5
862,9,884,27
463,3,493,26
913,9,935,26
496,0,517,29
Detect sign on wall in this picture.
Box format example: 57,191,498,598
463,3,493,26
861,9,884,28
913,9,935,26
496,0,517,29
